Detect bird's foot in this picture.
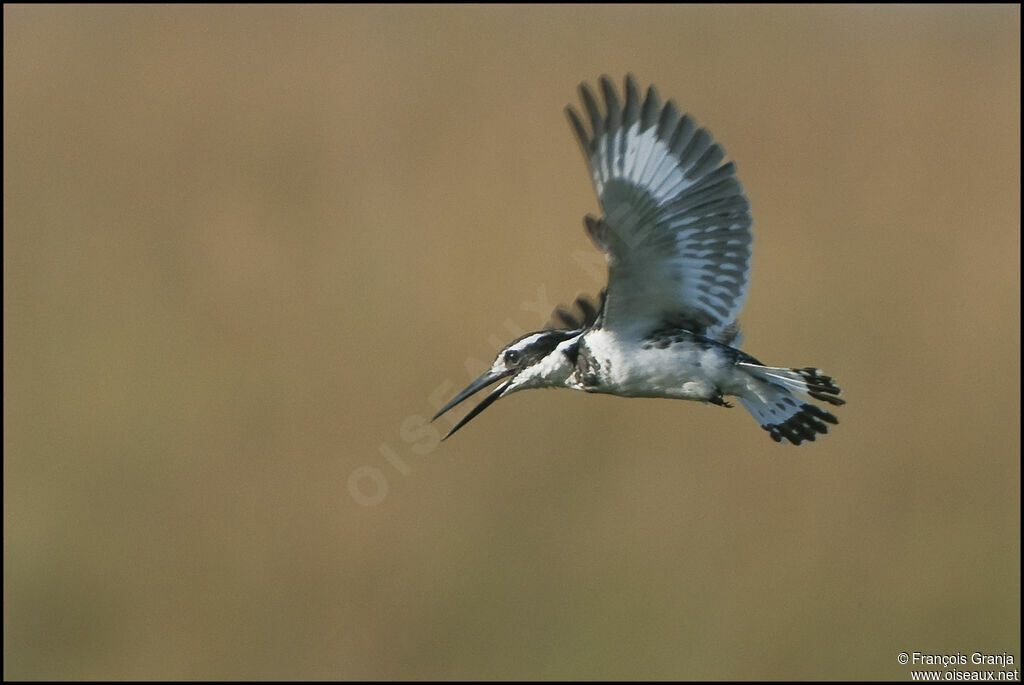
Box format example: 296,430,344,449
709,392,733,408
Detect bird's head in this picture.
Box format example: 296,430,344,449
432,329,582,439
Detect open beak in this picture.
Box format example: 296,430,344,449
432,368,513,440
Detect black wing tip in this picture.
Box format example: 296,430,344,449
572,74,663,140
546,291,605,331
566,105,590,149
639,84,661,130
577,74,639,103
574,75,727,149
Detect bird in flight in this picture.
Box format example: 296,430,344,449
433,75,844,444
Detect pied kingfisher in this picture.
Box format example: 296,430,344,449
434,75,844,444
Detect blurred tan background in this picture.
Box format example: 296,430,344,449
4,5,1019,680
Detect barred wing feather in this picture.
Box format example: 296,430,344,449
566,75,752,339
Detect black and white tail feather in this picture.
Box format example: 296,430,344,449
432,75,845,445
565,74,844,445
737,364,845,444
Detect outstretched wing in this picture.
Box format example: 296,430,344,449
566,75,752,339
545,290,606,331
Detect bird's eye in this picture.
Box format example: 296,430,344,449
504,350,520,366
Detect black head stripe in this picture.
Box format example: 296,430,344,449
520,329,576,363
562,338,581,366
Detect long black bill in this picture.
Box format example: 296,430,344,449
432,370,513,440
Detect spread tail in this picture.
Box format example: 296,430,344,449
737,364,845,445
